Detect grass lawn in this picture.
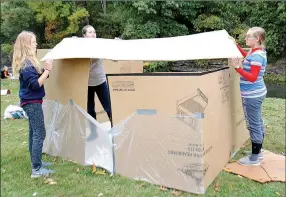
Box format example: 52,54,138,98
1,79,285,197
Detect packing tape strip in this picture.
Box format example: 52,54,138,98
136,109,157,115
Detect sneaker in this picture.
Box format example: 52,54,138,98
42,161,52,167
31,167,55,178
238,156,260,166
243,150,264,159
31,161,52,168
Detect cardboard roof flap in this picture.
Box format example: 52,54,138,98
40,30,243,61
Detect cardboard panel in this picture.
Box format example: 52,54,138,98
107,68,235,193
103,60,143,74
37,49,89,110
95,60,143,123
37,49,143,123
198,70,233,188
228,59,249,155
113,114,206,194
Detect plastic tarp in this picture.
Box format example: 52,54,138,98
41,29,243,61
111,110,207,194
42,100,114,174
42,98,208,194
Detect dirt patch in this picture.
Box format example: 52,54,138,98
266,58,286,75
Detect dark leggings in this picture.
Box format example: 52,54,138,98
22,103,46,169
87,81,111,121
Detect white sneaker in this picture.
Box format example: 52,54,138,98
31,167,55,178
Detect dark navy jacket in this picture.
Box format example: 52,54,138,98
19,60,45,104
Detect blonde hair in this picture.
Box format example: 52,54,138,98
82,25,94,36
12,31,41,74
249,26,266,48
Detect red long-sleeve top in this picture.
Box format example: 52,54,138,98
235,44,263,83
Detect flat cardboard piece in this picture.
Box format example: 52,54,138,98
224,150,286,183
109,68,236,194
41,30,243,61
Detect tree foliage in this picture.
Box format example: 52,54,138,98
1,1,285,66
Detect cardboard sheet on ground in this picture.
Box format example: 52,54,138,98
224,150,285,183
40,30,243,61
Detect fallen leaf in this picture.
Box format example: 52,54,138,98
96,170,106,175
237,175,242,178
76,168,80,173
228,183,233,190
159,186,168,191
92,163,97,173
136,183,145,190
45,178,54,184
139,183,145,187
32,192,37,196
45,178,57,185
98,193,103,197
214,182,220,192
171,189,182,196
223,168,231,172
276,192,280,196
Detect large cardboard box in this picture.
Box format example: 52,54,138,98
107,67,248,194
37,49,143,123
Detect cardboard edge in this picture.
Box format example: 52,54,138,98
106,67,229,77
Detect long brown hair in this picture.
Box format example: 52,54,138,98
12,31,41,74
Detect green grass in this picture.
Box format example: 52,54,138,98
1,79,285,197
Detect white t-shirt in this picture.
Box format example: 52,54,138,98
88,58,106,86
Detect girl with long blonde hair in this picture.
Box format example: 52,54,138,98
12,31,55,178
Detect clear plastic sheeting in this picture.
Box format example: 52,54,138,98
111,111,207,194
42,99,114,174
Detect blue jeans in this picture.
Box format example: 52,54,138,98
242,95,266,144
22,103,46,169
87,81,111,121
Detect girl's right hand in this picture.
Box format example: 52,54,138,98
45,59,53,71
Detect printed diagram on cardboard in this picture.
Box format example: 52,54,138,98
176,88,208,132
178,162,209,187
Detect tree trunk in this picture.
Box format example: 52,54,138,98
101,0,106,15
82,1,89,25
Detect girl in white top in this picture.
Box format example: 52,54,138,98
82,25,111,121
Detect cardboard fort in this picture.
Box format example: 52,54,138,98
38,30,248,194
